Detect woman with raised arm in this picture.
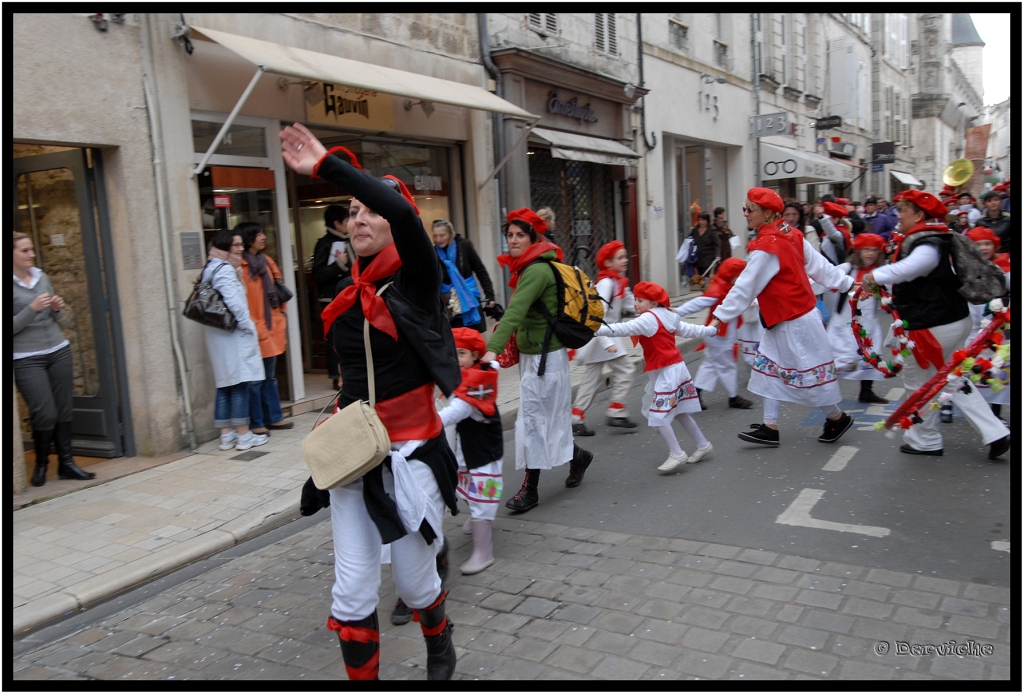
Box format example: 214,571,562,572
280,123,460,681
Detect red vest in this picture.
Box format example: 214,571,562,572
748,222,816,329
639,312,683,372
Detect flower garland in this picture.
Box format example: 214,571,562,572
849,284,907,378
878,300,1011,434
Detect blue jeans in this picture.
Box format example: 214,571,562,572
249,355,284,428
214,383,251,428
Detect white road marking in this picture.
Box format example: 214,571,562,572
822,446,859,472
991,541,1010,553
776,488,891,537
865,405,887,416
885,387,905,400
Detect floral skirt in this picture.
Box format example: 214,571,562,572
748,309,842,407
641,361,700,427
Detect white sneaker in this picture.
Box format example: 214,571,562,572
657,453,688,474
218,432,238,450
236,431,268,451
687,443,714,464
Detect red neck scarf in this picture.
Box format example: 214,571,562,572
854,261,881,284
891,220,949,259
320,244,402,339
597,269,629,298
497,240,563,289
993,253,1011,273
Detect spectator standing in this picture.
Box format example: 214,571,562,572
238,222,293,434
431,219,496,333
689,212,721,277
13,232,96,486
861,197,895,240
535,207,558,243
312,205,356,389
712,207,734,261
201,229,268,452
977,191,1012,256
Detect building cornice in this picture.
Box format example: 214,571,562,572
489,48,647,104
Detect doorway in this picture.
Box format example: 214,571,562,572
675,143,729,247
13,147,132,458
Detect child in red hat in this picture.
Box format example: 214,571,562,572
825,233,890,404
674,257,754,410
571,241,638,435
438,328,503,575
594,281,719,473
961,228,1011,419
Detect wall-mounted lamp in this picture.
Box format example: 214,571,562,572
277,77,325,107
700,73,727,84
404,99,435,118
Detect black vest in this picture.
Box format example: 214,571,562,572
456,405,504,469
892,235,970,330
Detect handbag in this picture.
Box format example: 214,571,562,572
494,323,520,368
302,285,392,489
274,278,294,303
183,262,238,331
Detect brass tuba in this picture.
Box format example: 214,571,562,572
942,158,974,191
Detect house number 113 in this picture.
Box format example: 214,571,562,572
697,91,719,120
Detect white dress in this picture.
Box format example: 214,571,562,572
676,295,738,396
597,307,715,426
714,239,854,407
737,299,763,366
826,263,887,381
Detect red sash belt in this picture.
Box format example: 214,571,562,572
375,383,442,441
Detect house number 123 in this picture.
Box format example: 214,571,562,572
697,91,719,120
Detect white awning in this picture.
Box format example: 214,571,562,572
532,127,639,167
890,170,923,187
191,26,536,120
760,142,856,184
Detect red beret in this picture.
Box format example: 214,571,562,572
746,187,784,214
715,257,746,284
993,183,1007,192
836,197,851,206
901,190,948,220
451,327,487,356
966,227,1001,248
823,201,847,219
944,197,958,206
506,208,547,236
596,240,625,269
853,233,886,252
633,281,670,308
892,191,906,202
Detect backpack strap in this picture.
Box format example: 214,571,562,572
529,260,560,378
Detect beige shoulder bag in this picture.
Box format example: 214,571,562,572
302,285,392,489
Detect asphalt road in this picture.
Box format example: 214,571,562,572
496,352,1012,587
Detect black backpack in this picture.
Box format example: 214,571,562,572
905,232,1008,305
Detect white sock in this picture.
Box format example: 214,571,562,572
677,414,710,448
658,426,684,456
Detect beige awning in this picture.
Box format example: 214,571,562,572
191,26,536,120
890,170,923,187
760,142,856,184
532,127,639,166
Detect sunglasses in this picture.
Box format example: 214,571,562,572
741,206,758,214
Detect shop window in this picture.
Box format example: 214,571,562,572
191,120,266,158
595,13,618,56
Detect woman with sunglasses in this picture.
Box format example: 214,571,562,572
280,123,460,680
709,188,857,448
431,219,496,333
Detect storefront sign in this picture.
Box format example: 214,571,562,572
815,115,843,130
306,83,395,132
965,124,991,160
213,195,231,208
754,112,789,138
872,163,884,172
413,174,443,192
871,142,896,164
547,91,599,125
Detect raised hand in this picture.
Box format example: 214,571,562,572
278,123,328,176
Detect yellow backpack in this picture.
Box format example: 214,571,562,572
530,257,605,375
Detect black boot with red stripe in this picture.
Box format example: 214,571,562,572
327,612,380,680
413,589,456,680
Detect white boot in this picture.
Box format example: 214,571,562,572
459,519,495,575
463,517,473,535
657,452,688,474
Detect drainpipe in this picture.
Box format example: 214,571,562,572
636,13,656,151
478,13,511,302
751,13,761,189
140,13,197,451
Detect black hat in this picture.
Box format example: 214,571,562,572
864,196,878,205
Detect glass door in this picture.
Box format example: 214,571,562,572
13,149,125,457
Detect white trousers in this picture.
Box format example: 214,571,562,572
573,355,636,418
694,334,739,397
901,317,1010,451
329,459,443,621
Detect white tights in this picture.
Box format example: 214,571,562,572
657,414,709,456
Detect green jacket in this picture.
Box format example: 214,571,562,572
486,251,562,355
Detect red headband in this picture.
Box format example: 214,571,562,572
633,281,670,308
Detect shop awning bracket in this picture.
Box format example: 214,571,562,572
190,65,266,178
478,118,539,191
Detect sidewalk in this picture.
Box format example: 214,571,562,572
13,290,708,636
13,516,1011,681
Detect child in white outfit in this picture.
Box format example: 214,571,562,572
595,281,718,474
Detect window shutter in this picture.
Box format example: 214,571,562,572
595,13,605,53
546,13,558,34
529,13,542,31
828,37,846,116
607,14,618,55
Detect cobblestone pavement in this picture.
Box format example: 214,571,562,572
13,515,1011,681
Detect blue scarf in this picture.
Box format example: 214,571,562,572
437,241,481,326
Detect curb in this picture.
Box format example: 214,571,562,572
13,489,303,636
